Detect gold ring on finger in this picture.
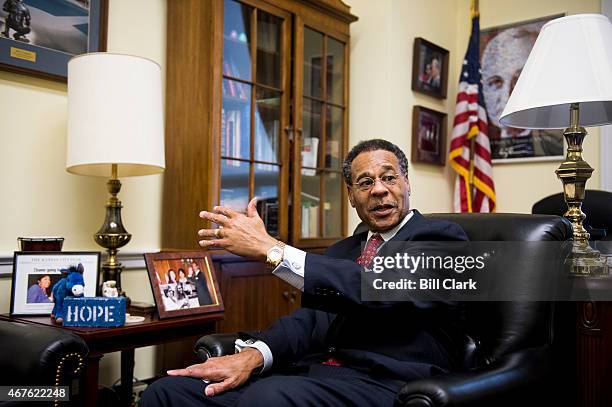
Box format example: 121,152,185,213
214,228,221,238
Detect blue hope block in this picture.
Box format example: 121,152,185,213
64,297,126,327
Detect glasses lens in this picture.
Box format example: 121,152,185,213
382,174,398,185
358,178,374,190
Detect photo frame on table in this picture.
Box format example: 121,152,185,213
0,0,108,82
10,251,100,316
411,37,449,99
144,252,224,319
411,105,447,166
480,14,565,163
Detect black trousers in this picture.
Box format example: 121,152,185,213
140,364,404,407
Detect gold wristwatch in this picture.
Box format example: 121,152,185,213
266,241,286,270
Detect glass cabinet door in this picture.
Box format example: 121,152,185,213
294,22,348,245
220,0,290,239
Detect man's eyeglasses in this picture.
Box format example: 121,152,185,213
353,173,402,191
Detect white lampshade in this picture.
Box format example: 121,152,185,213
67,53,165,177
499,14,612,129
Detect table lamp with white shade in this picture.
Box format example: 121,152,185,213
500,14,612,275
66,53,165,294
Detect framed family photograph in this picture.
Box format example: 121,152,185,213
411,105,447,166
480,15,565,163
144,252,223,319
0,0,108,81
10,251,100,316
411,37,449,99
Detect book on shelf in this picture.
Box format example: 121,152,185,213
324,202,333,236
221,108,227,156
257,199,279,237
255,117,279,167
301,137,319,176
222,61,249,101
257,20,279,53
222,109,243,164
301,198,320,238
309,205,319,237
325,139,340,168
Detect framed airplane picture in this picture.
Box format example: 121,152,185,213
0,0,108,81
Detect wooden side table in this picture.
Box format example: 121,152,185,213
1,310,223,407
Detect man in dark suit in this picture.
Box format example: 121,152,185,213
192,262,213,306
141,139,467,406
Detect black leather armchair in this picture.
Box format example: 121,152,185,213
193,213,574,407
532,189,612,240
0,319,88,404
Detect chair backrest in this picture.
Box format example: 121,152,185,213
425,213,572,365
354,213,573,365
532,189,612,240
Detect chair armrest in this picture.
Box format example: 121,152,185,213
0,320,88,386
394,347,551,407
194,333,239,362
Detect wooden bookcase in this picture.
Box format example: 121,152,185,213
163,0,357,332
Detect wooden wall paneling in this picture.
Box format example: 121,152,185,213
576,301,612,407
216,260,300,332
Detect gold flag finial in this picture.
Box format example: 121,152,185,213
471,0,479,18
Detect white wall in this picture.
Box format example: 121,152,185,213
348,0,460,232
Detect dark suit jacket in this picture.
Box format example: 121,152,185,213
246,210,468,382
193,271,213,306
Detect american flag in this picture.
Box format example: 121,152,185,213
449,10,496,213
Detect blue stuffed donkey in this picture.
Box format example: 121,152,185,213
51,263,85,324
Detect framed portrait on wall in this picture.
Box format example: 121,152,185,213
10,252,100,316
480,14,565,163
144,252,224,319
411,37,449,99
411,105,447,166
0,0,108,81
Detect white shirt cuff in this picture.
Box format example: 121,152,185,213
271,245,305,291
234,339,273,374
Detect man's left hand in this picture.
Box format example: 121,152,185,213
167,348,264,397
198,198,277,261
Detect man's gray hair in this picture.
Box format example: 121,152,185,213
341,139,409,185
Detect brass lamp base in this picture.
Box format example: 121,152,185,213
557,103,609,276
566,242,609,276
94,164,132,296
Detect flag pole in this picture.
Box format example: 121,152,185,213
468,0,479,208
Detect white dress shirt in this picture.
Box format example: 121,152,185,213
235,210,415,373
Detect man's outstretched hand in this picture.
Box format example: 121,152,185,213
166,348,264,397
198,198,278,261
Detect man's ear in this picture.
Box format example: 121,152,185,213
347,186,355,207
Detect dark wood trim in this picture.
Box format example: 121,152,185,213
249,7,257,201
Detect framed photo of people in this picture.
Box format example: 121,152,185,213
144,252,224,319
480,15,565,162
0,0,108,81
411,105,447,166
10,252,100,316
411,37,449,99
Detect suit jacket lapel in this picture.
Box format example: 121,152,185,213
387,209,427,244
347,232,367,261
